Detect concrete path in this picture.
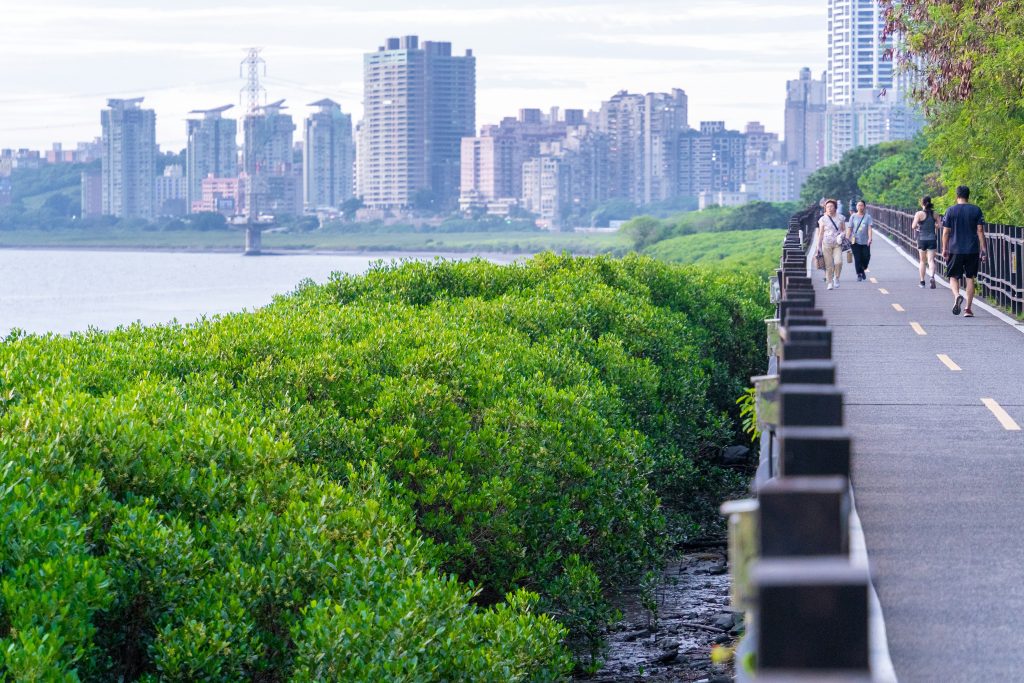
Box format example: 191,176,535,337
815,237,1024,682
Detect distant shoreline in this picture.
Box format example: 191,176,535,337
0,243,532,260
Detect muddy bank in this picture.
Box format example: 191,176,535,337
577,549,740,682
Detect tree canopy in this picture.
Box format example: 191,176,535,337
882,0,1024,221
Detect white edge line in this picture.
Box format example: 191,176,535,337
849,484,899,683
873,231,1024,335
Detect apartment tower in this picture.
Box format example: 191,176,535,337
784,68,827,174
101,98,156,219
825,0,921,163
243,100,298,215
303,99,354,211
186,105,238,213
360,36,475,210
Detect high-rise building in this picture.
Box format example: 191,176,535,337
80,167,102,217
825,0,922,163
186,105,237,213
693,122,746,195
597,91,645,204
101,98,156,219
303,99,354,211
459,108,581,212
155,165,188,217
243,99,298,216
642,90,688,205
360,35,475,210
785,68,827,174
596,89,688,205
522,152,571,231
743,121,782,183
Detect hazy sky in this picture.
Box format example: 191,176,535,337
1,0,826,151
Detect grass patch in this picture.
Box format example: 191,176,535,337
644,229,786,277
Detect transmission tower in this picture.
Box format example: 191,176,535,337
240,47,267,115
239,48,268,249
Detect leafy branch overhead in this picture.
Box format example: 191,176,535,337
880,0,1024,221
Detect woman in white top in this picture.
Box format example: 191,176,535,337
816,198,847,290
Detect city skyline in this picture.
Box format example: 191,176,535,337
1,0,826,150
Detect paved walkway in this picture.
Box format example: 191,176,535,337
815,236,1024,682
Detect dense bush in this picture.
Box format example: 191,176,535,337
0,253,769,678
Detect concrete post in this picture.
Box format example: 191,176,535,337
758,476,849,557
779,384,843,427
777,426,852,478
753,559,870,671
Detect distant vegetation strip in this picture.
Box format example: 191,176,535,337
644,229,788,277
0,253,769,679
0,226,630,255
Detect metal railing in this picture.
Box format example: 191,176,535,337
869,204,1024,317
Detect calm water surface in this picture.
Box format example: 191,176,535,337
0,249,515,336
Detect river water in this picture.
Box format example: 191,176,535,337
0,248,515,337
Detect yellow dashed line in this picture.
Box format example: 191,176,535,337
910,322,927,336
879,288,889,295
892,303,905,312
982,399,1021,431
937,354,961,371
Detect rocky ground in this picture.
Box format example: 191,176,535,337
576,549,742,683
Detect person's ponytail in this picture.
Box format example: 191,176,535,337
922,196,934,213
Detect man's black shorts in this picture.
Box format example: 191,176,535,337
947,253,980,279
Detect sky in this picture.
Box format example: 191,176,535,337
0,0,827,151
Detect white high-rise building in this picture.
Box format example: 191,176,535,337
825,0,921,164
360,36,475,210
303,99,354,211
101,98,156,219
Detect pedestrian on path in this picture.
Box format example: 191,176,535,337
912,196,940,289
847,200,873,281
941,186,988,317
816,199,846,290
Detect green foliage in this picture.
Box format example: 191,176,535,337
882,1,1024,221
615,202,796,254
856,136,941,209
644,229,788,278
736,387,760,443
800,142,914,206
622,216,666,250
0,254,769,678
9,162,94,203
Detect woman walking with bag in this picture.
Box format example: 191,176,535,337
816,199,846,290
847,201,873,281
912,196,940,288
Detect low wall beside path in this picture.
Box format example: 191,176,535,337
723,205,894,682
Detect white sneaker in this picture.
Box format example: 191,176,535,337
833,278,840,289
827,281,834,290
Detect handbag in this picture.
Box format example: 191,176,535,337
831,216,852,252
815,253,826,270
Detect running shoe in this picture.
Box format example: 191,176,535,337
952,294,964,315
930,277,936,289
827,282,834,291
964,308,974,318
919,281,926,288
